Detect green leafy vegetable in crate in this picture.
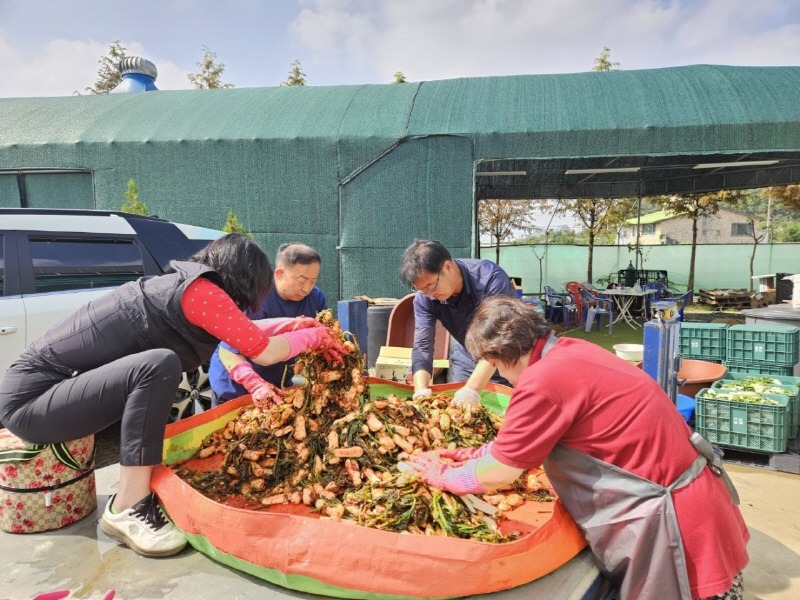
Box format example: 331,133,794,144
716,378,793,396
699,389,780,406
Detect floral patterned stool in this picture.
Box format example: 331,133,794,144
0,429,96,533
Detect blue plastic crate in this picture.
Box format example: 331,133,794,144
725,325,799,367
679,322,727,361
695,388,790,453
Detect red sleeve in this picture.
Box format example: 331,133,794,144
180,277,270,358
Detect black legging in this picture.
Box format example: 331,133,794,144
0,348,181,466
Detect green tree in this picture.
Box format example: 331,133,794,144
188,46,235,89
120,179,149,215
222,210,249,235
554,197,636,283
657,191,743,293
281,59,307,87
83,40,127,95
764,185,800,211
592,46,619,72
478,198,539,264
776,221,800,242
392,71,408,83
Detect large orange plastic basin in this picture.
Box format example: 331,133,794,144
677,359,728,398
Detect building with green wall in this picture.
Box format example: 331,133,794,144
2,64,799,303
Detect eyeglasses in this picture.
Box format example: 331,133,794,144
413,269,442,296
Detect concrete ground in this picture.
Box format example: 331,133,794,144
1,447,798,599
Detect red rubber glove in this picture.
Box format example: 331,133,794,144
229,361,285,409
402,452,486,495
435,442,493,465
253,317,323,336
281,327,348,363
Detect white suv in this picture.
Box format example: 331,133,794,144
0,208,224,421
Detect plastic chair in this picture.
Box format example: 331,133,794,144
564,282,587,325
544,286,578,326
579,287,614,333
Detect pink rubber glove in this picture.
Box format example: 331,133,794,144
281,327,348,363
254,317,323,336
229,361,285,409
402,452,486,495
436,442,493,464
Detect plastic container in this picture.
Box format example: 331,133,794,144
719,373,800,439
725,324,800,367
679,322,728,361
677,359,728,398
613,343,644,362
695,388,790,453
676,393,695,423
722,360,796,376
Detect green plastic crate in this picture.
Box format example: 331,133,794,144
725,325,799,366
713,378,799,439
679,323,727,361
695,388,790,453
723,360,796,376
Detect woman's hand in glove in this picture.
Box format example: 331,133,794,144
281,327,348,363
435,442,493,465
452,387,481,407
399,452,486,495
229,361,285,410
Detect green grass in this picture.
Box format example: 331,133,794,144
557,321,645,353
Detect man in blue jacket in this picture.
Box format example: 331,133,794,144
209,242,328,404
399,239,518,406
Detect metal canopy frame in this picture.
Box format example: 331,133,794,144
475,152,800,200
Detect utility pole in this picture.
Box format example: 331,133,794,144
765,192,772,243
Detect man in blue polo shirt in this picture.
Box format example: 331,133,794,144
399,239,518,406
209,242,328,404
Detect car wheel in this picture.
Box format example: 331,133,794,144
171,364,213,422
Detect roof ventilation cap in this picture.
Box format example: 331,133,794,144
111,57,159,93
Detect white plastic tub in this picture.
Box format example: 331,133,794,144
614,343,644,362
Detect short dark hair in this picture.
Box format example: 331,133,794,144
191,234,273,311
465,296,552,364
276,243,321,268
399,239,452,285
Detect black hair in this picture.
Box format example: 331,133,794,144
191,233,273,311
399,239,452,285
276,242,321,268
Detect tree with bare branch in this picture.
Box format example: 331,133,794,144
478,199,539,265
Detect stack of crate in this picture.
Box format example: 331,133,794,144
679,322,728,363
722,324,799,376
693,324,800,457
695,384,793,453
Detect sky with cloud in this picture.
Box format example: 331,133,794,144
0,0,798,98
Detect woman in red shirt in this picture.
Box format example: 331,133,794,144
0,234,345,558
403,296,748,600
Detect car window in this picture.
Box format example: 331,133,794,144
29,236,145,293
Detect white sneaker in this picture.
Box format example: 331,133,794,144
100,493,187,558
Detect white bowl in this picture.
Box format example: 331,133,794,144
614,343,644,362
